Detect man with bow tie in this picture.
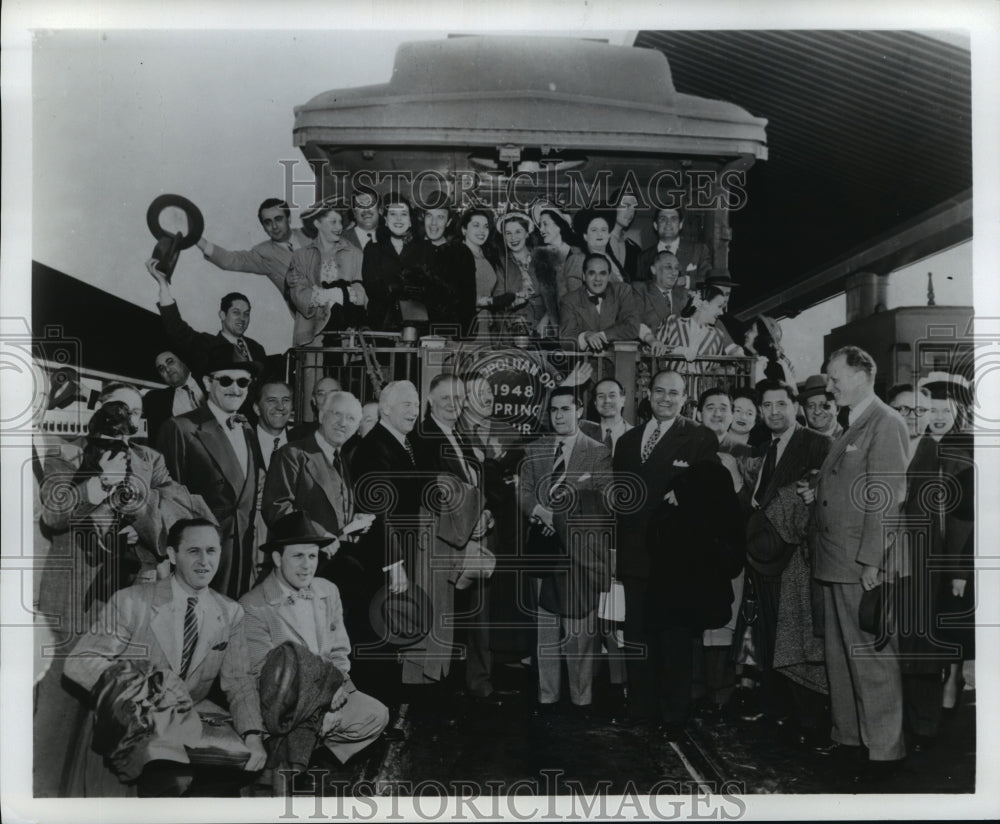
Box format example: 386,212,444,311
802,346,909,783
636,207,713,294
195,198,309,306
159,347,264,600
559,254,640,352
240,511,388,770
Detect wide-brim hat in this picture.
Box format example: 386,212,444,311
799,374,831,401
262,510,337,552
918,370,973,405
146,194,204,248
858,584,891,645
704,272,739,289
201,344,261,378
745,510,795,576
368,583,433,647
757,314,782,344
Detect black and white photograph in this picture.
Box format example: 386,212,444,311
2,1,999,820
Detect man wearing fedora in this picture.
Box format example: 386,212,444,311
240,511,389,767
737,379,831,745
159,345,264,600
147,259,269,382
802,346,909,783
64,518,267,796
196,198,309,300
800,374,844,440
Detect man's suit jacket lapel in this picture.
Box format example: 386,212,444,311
759,425,806,507
194,410,244,489
261,572,314,650
149,579,180,672
189,590,225,676
303,439,350,528
820,399,878,474
312,587,335,654
424,415,470,482
648,416,687,467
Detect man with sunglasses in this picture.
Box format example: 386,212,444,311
159,346,265,601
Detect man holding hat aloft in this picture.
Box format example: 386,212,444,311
240,511,389,766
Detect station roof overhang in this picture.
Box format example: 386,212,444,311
634,29,973,317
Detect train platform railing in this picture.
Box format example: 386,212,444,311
286,331,757,426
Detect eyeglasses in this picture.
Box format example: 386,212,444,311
211,376,251,388
891,405,928,417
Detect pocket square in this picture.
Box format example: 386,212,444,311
211,641,228,651
672,459,689,467
686,263,697,271
845,444,859,452
578,473,592,482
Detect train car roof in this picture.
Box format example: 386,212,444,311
293,36,768,163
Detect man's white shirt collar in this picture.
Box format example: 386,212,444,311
207,400,235,428
313,429,339,463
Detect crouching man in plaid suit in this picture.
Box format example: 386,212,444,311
239,510,389,773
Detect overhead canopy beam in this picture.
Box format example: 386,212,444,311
734,189,972,321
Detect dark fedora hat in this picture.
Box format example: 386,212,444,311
146,194,204,246
201,344,261,378
799,374,831,401
858,584,893,650
745,509,795,576
704,272,739,289
368,583,432,647
262,510,337,553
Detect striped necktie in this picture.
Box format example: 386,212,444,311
403,437,416,466
550,440,567,500
180,596,198,679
